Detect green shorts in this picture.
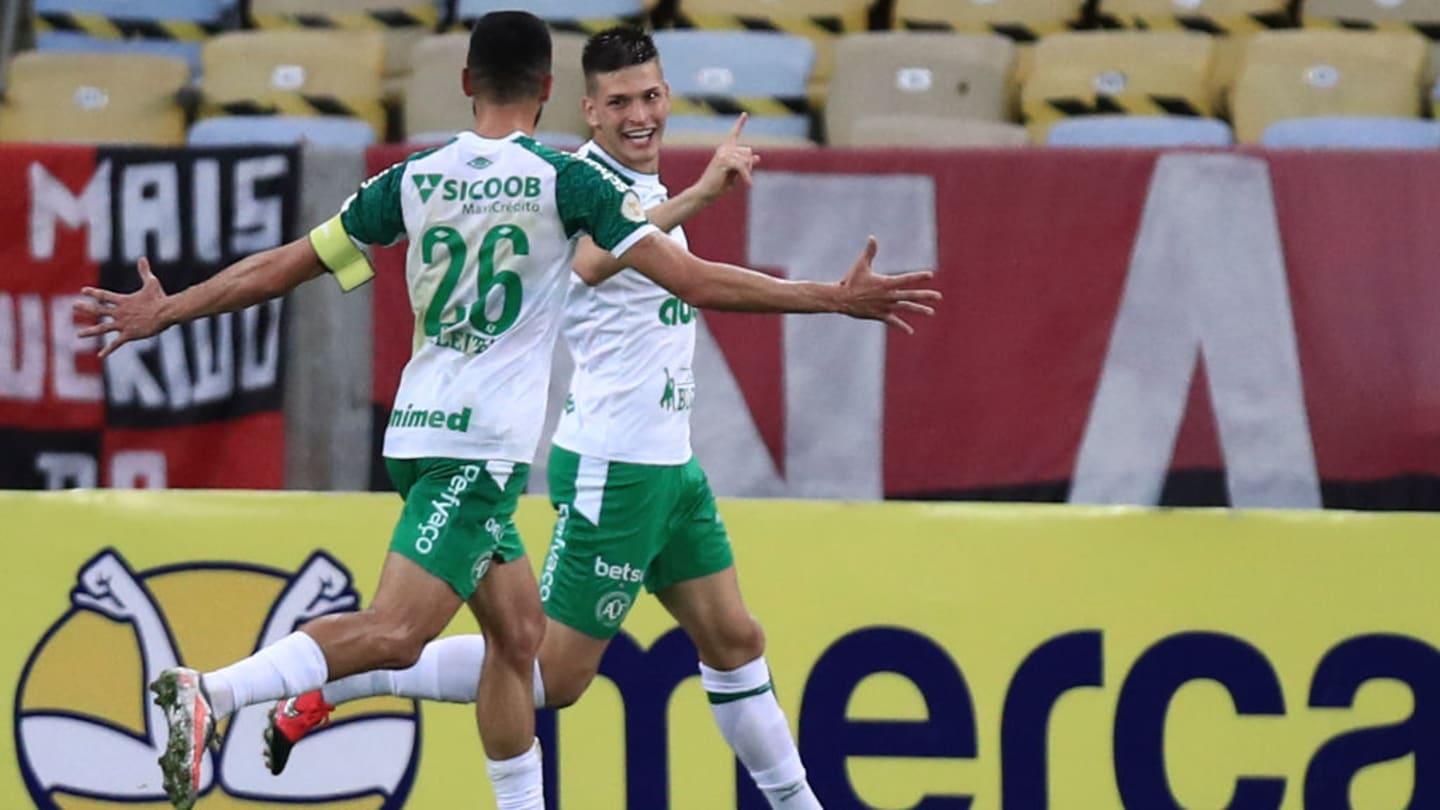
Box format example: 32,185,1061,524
386,457,530,600
541,446,734,639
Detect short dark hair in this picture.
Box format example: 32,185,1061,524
582,27,660,93
466,11,552,104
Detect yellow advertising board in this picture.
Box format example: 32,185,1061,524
3,491,1437,809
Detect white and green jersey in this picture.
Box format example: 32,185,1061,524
309,130,658,463
550,141,696,466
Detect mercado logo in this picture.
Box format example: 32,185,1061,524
14,549,421,809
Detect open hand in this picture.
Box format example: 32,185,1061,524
74,257,169,358
837,237,941,334
695,113,760,201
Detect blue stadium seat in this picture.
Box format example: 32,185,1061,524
187,116,376,147
454,0,645,27
652,30,815,141
34,0,234,72
1046,116,1234,147
1261,117,1440,149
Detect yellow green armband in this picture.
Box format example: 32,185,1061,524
309,214,375,292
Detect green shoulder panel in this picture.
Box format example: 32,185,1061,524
339,141,449,246
516,136,650,252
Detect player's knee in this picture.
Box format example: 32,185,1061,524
488,610,545,671
703,615,766,671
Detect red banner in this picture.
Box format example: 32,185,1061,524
365,144,1440,509
0,145,294,489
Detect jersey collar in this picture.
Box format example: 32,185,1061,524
581,140,658,187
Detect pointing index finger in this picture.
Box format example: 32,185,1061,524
725,112,749,144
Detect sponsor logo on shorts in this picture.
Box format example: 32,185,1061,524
594,557,645,583
539,504,570,601
595,590,633,628
415,464,481,555
471,550,494,586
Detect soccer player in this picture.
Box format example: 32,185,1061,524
76,12,936,810
263,28,896,809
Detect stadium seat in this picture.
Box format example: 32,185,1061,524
247,0,441,83
1229,30,1427,143
892,0,1085,92
1261,116,1440,148
652,30,815,140
1302,0,1440,79
668,0,870,104
1091,0,1294,108
33,0,234,72
453,0,647,34
198,30,388,139
187,115,377,146
847,116,1032,147
1046,115,1234,146
825,32,1017,146
0,51,189,144
1021,31,1217,143
403,32,589,144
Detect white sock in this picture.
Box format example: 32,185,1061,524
320,635,548,708
203,632,329,720
702,657,821,809
486,739,545,810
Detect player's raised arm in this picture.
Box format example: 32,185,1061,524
621,232,941,334
574,114,757,286
74,238,326,358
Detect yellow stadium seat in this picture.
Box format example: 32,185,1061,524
669,0,871,103
403,31,589,143
0,51,189,144
247,0,440,83
894,0,1084,42
1303,0,1440,79
199,30,387,138
848,116,1032,146
1021,31,1217,143
1229,30,1428,142
1093,0,1294,108
825,32,1017,146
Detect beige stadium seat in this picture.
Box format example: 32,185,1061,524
248,0,441,84
670,0,871,104
199,30,387,137
404,31,589,142
1021,31,1217,143
1303,0,1440,80
893,0,1085,91
1229,30,1427,142
848,116,1031,146
825,32,1017,146
0,51,188,144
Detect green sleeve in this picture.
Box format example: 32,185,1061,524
554,158,656,255
339,160,407,247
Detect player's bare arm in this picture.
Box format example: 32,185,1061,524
621,233,941,333
575,114,757,286
74,237,326,358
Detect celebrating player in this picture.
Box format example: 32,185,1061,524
260,27,920,810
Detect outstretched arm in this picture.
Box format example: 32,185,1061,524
621,234,941,334
75,237,326,358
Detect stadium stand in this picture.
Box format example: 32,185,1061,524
32,0,235,72
667,0,871,105
848,115,1032,146
246,0,441,88
453,0,648,34
825,32,1017,146
188,114,378,146
1229,30,1428,143
1046,115,1235,145
403,31,589,146
0,50,189,144
652,30,816,142
197,30,388,140
1021,31,1217,143
1261,116,1440,147
892,0,1085,87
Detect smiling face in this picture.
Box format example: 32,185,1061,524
583,59,670,174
